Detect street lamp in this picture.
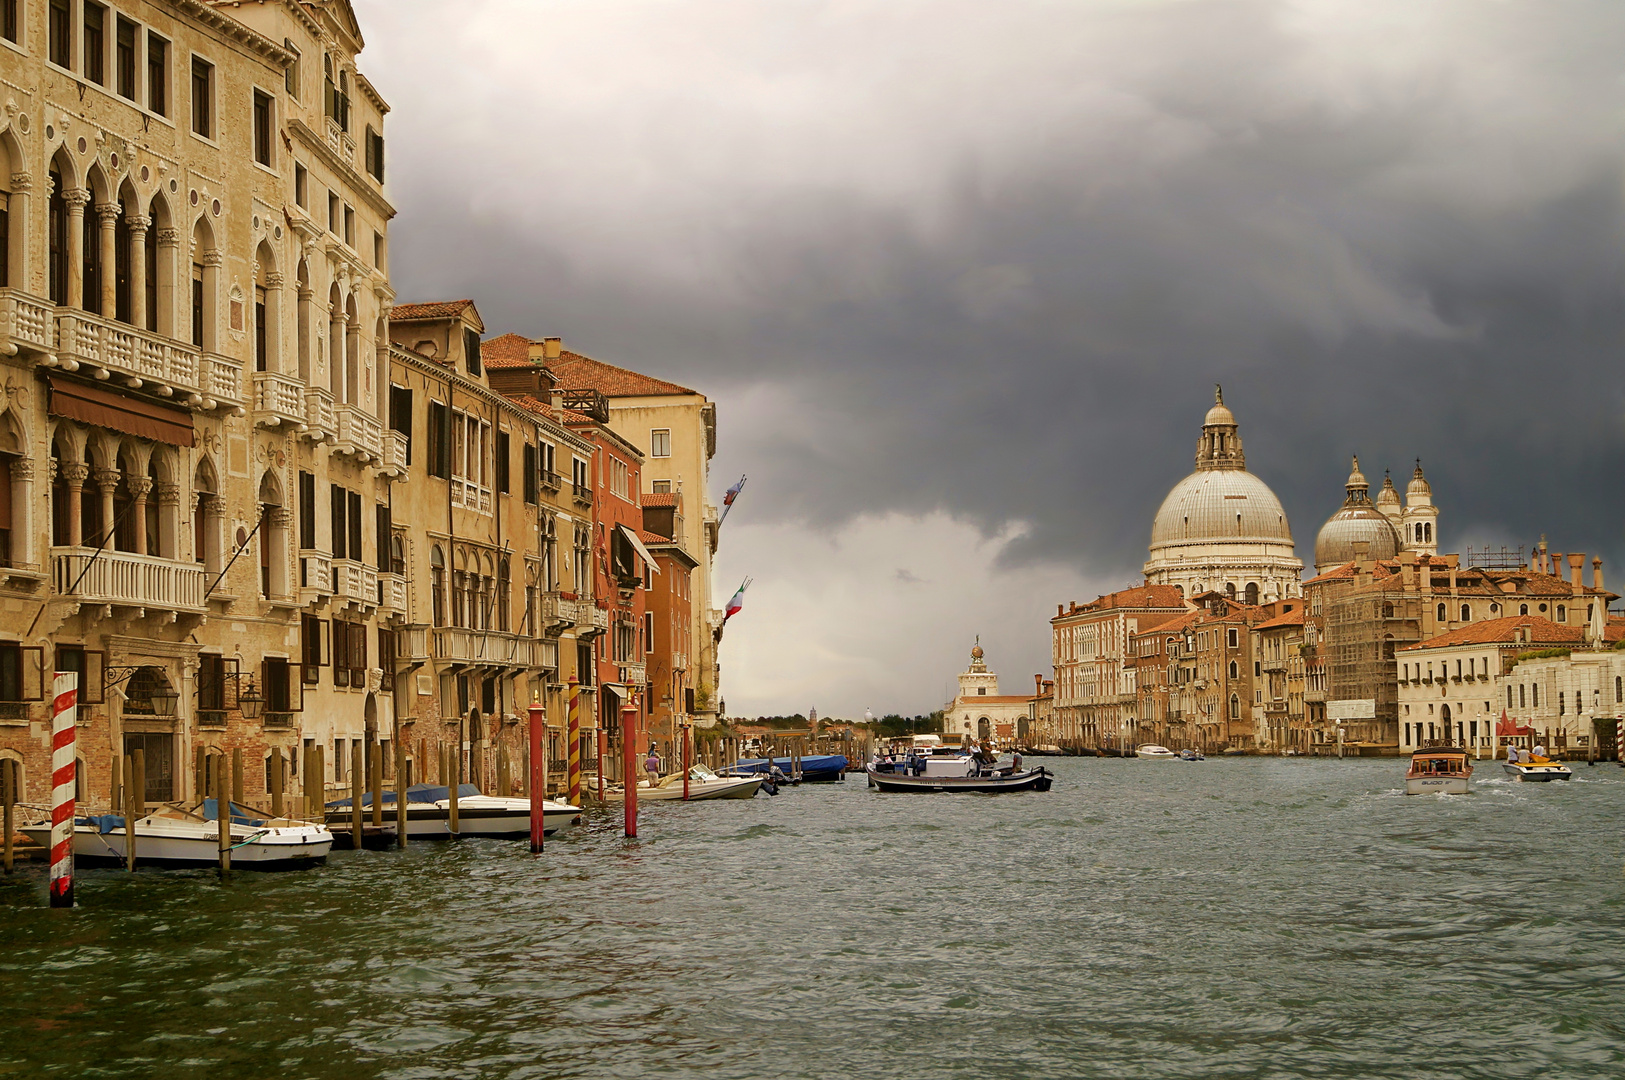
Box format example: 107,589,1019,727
237,679,265,721
150,686,179,718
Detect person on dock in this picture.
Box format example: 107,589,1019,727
645,748,662,789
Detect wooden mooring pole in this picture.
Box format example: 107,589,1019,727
215,766,230,881
351,741,364,849
2,757,15,874
395,739,408,849
528,697,546,854
270,747,284,819
370,743,383,828
448,745,460,836
124,753,138,872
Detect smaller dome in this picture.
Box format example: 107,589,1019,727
1376,470,1401,513
1315,507,1401,571
1407,459,1431,498
1204,384,1235,427
1346,455,1367,491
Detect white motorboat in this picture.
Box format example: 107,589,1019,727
1178,748,1205,761
1502,754,1573,783
1406,747,1473,795
327,784,581,839
22,801,332,870
604,763,764,800
1136,744,1176,759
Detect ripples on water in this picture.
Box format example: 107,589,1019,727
2,758,1623,1079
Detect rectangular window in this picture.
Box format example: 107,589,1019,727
365,125,386,182
294,163,307,208
651,480,671,494
330,484,346,559
347,491,362,565
650,429,671,458
496,431,510,494
83,3,104,84
375,503,391,574
332,619,349,687
464,327,482,377
389,385,412,463
146,33,168,115
298,471,316,549
253,89,273,166
644,612,655,655
328,191,339,234
427,402,450,478
191,56,213,139
301,615,324,682
343,205,354,246
3,1,18,45
283,39,299,98
198,654,226,712
572,457,589,490
373,231,384,271
378,627,396,676
522,443,538,504
608,458,629,499
49,0,70,68
115,16,137,99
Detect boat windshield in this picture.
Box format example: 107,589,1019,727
688,763,721,782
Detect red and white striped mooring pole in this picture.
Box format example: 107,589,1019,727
49,671,79,909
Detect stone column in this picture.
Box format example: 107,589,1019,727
197,492,221,575
93,467,120,548
64,189,91,310
155,229,181,338
97,202,120,318
61,462,89,547
297,281,314,380
127,214,150,331
266,506,292,597
7,173,30,286
330,304,349,403
9,459,33,569
127,476,153,556
155,482,181,561
200,249,223,353
264,272,284,374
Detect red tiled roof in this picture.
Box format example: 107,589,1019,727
391,300,475,321
642,493,679,507
1255,609,1305,630
481,332,537,368
1401,616,1584,651
639,529,666,545
549,349,696,397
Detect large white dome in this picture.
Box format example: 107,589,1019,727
1150,470,1293,548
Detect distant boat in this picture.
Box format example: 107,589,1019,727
730,754,848,782
1135,744,1176,759
1406,747,1472,795
1501,754,1573,783
1178,748,1205,761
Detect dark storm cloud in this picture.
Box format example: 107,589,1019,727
361,0,1625,581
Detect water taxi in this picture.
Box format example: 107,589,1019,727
1405,747,1472,795
1135,744,1176,759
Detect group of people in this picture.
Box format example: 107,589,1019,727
1507,744,1549,764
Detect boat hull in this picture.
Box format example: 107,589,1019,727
1502,763,1572,782
21,820,332,870
328,796,580,839
1406,775,1470,795
1136,745,1176,759
605,776,764,800
865,766,1053,793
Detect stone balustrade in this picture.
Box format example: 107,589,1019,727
53,308,242,408
332,559,378,607
379,572,407,615
382,430,410,477
619,661,647,686
253,370,306,428
299,550,333,593
0,289,55,354
51,546,207,612
304,387,336,442
336,404,383,462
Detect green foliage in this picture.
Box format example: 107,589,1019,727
866,712,943,738
1508,648,1572,670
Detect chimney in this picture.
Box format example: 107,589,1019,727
1550,551,1562,578
1058,604,1065,617
1569,553,1584,594
1594,557,1604,595
1035,674,1044,695
543,336,562,361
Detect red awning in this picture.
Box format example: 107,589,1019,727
48,376,196,447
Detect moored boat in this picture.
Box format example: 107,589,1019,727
610,763,763,800
1136,744,1176,759
729,754,848,782
1406,746,1472,795
22,800,333,870
326,784,581,839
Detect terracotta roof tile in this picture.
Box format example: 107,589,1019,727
481,332,537,368
641,493,679,507
1401,616,1584,651
1255,609,1306,630
548,350,696,397
391,300,476,321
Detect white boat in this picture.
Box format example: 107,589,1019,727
1136,744,1176,759
22,801,332,870
1406,747,1472,795
604,763,763,800
327,784,581,839
1178,748,1205,761
1502,755,1573,783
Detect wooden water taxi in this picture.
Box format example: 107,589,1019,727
1405,746,1472,795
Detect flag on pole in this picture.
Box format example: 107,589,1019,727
724,577,753,621
718,476,747,525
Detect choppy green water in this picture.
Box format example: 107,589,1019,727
2,757,1622,1079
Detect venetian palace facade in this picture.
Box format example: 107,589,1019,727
0,1,726,809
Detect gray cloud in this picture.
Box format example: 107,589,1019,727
361,0,1625,593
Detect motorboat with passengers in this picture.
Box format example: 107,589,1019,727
1502,748,1572,782
1405,746,1473,795
867,742,1053,793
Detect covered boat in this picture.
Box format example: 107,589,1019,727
866,749,1052,793
1135,744,1176,759
1406,747,1472,795
729,754,848,782
326,784,580,839
22,800,332,870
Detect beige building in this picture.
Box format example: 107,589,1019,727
0,0,405,806
1051,584,1187,748
942,639,1035,747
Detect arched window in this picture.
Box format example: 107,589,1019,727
1519,604,1528,616
254,241,281,373
345,293,360,404
1424,523,1432,543
328,284,345,400
146,194,172,334
430,546,446,626
1531,684,1539,708
1225,583,1236,600
1556,605,1566,622
0,132,21,288
1507,686,1513,708
192,459,221,574
1383,636,1395,660
1228,660,1238,679
1382,602,1394,619
1461,604,1471,623
296,259,312,380
1436,603,1446,622
48,164,68,304
1244,583,1259,606
191,217,219,351
1518,684,1526,708
1229,693,1239,719
497,556,510,633
258,470,287,599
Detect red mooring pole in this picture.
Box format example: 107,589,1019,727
566,678,581,809
528,697,546,853
49,671,79,908
622,698,639,838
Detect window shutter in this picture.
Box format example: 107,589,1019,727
290,664,305,712
523,444,537,504
376,503,392,573
390,385,413,464
299,471,316,549
20,645,42,701
330,484,346,558
428,402,450,478
83,650,106,704
364,126,375,177
496,432,511,493
347,492,363,566
351,623,367,683
332,619,349,686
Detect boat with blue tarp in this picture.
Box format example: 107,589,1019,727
728,754,849,782
324,784,579,839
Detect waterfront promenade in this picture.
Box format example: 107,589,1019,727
2,758,1620,1078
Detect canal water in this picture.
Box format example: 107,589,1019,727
2,757,1622,1079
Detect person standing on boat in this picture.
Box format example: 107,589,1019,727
1011,751,1023,773
645,747,662,789
1507,745,1521,764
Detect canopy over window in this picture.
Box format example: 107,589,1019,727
48,376,196,447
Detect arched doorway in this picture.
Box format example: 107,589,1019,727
1440,703,1451,747
977,716,990,742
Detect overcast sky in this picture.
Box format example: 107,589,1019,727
356,0,1625,718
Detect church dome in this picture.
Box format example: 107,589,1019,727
1315,455,1400,572
1375,470,1401,518
1150,470,1293,546
1407,459,1431,499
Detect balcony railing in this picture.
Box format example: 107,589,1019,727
539,591,577,634
619,661,647,685
434,627,520,666
579,603,609,634
514,637,559,671
253,371,305,429
0,289,55,354
379,572,407,616
336,405,383,463
332,559,378,607
399,627,431,663
539,469,562,491
51,547,207,612
572,484,593,507
53,309,243,409
672,652,689,672
299,550,333,593
382,430,410,478
304,387,336,442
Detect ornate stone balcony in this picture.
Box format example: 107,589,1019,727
253,371,306,429
379,572,407,616
434,627,518,667
51,547,207,613
539,591,577,635
332,559,378,609
0,289,55,354
304,387,336,442
382,430,409,478
52,309,243,410
299,549,333,594
619,661,646,686
514,637,559,671
578,602,609,635
335,405,383,463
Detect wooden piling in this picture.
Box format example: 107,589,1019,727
215,768,230,880
123,754,138,872
497,741,510,798
232,747,244,806
448,750,460,835
351,741,364,849
194,745,205,804
270,747,284,819
111,750,123,825
395,739,408,849
2,758,14,874
314,745,325,820
370,744,382,828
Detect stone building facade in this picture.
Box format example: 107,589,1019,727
1051,584,1187,749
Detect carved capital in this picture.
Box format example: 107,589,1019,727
9,171,31,194
95,203,121,228
126,214,151,237
268,506,293,528
10,458,34,482
265,273,285,290
202,250,224,268
93,467,121,493
63,187,91,214
155,482,183,507
60,462,90,485
126,477,154,499
156,228,182,248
